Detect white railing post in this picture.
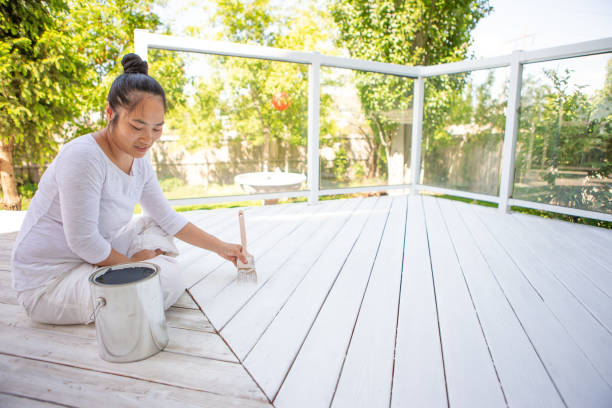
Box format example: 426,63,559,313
410,76,425,194
499,50,523,213
307,55,321,204
134,29,149,62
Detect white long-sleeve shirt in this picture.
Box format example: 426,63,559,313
11,134,188,292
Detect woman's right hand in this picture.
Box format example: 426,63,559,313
131,248,165,262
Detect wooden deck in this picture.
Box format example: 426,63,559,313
1,194,612,407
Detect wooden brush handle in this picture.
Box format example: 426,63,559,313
238,210,248,250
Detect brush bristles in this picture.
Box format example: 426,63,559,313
237,268,258,284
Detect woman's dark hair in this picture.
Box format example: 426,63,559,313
106,53,166,124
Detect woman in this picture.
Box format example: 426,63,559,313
11,53,246,325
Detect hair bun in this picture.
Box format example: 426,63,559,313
121,53,148,75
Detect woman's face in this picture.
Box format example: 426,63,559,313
107,93,165,158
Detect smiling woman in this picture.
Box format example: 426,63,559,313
9,54,248,326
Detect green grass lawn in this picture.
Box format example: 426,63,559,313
16,182,611,229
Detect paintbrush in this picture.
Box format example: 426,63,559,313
237,210,257,284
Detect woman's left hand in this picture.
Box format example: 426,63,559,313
216,242,247,267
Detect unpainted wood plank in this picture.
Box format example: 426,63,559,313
189,201,326,313
475,204,612,386
512,212,612,296
0,354,272,408
390,195,447,408
182,203,306,290
0,260,11,272
0,392,63,408
0,271,17,305
274,197,392,408
0,303,236,362
463,203,612,407
0,325,267,402
0,231,18,241
331,196,406,408
221,198,363,360
498,208,612,332
440,198,564,407
243,197,379,401
422,196,506,408
203,198,347,330
165,306,214,332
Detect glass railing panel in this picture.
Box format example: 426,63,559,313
513,53,612,214
148,49,309,201
319,66,414,190
421,67,510,196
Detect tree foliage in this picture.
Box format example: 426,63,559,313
0,0,164,209
164,0,336,176
331,0,492,182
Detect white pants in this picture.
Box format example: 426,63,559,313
16,218,186,325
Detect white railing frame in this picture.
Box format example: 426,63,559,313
307,54,321,204
134,30,612,221
498,50,523,213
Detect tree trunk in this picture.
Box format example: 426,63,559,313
0,137,21,210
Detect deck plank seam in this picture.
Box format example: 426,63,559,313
216,199,352,332
240,198,367,361
510,212,612,301
328,196,395,407
497,213,612,336
271,197,383,403
190,201,329,302
183,204,301,289
421,195,451,408
388,194,410,408
184,282,276,406
0,391,74,408
436,198,510,407
0,349,261,402
460,201,580,407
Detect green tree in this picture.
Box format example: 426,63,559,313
1,0,171,209
165,0,336,178
0,0,90,210
331,0,491,184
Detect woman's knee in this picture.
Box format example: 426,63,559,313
148,255,186,309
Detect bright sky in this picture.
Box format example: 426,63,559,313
469,0,612,57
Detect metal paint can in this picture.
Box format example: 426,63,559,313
89,262,168,363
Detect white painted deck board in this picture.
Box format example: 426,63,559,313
2,197,611,407
504,210,612,331
221,198,363,360
179,204,297,288
441,199,564,407
274,197,392,408
463,203,612,407
512,212,612,295
391,195,447,408
474,204,612,387
189,202,314,305
331,196,406,408
203,199,348,330
422,195,507,408
525,213,612,271
243,197,379,401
